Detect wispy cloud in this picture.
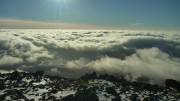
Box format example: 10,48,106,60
126,23,144,29
0,18,110,29
131,23,143,26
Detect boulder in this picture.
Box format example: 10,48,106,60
112,96,121,101
4,89,29,100
130,94,139,101
35,71,44,76
10,70,21,80
99,73,120,82
165,79,180,89
106,87,118,96
47,95,56,100
80,72,97,80
73,88,99,101
50,89,58,94
61,94,74,101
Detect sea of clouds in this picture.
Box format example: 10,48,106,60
0,29,180,84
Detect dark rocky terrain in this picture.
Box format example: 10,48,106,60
0,70,180,101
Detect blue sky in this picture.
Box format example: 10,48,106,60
0,0,180,30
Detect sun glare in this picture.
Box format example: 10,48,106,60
55,0,70,5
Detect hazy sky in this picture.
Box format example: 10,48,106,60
0,0,180,30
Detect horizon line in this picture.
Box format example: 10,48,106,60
0,18,179,32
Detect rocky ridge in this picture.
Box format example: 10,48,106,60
0,71,180,101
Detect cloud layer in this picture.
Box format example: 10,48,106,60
0,29,180,84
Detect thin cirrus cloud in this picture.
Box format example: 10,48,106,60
0,18,111,29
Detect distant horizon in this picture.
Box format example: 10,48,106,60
0,0,180,30
0,18,180,32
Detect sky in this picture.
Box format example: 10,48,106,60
0,0,180,30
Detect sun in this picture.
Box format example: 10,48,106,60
54,0,73,10
55,0,69,5
52,0,69,21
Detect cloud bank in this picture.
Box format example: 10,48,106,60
0,29,180,84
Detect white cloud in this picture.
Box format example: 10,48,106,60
0,29,180,84
0,55,23,65
0,29,54,67
66,48,180,84
26,51,54,63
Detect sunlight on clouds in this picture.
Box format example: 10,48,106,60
0,29,180,84
0,55,23,66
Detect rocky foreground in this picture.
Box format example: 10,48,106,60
0,71,180,101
